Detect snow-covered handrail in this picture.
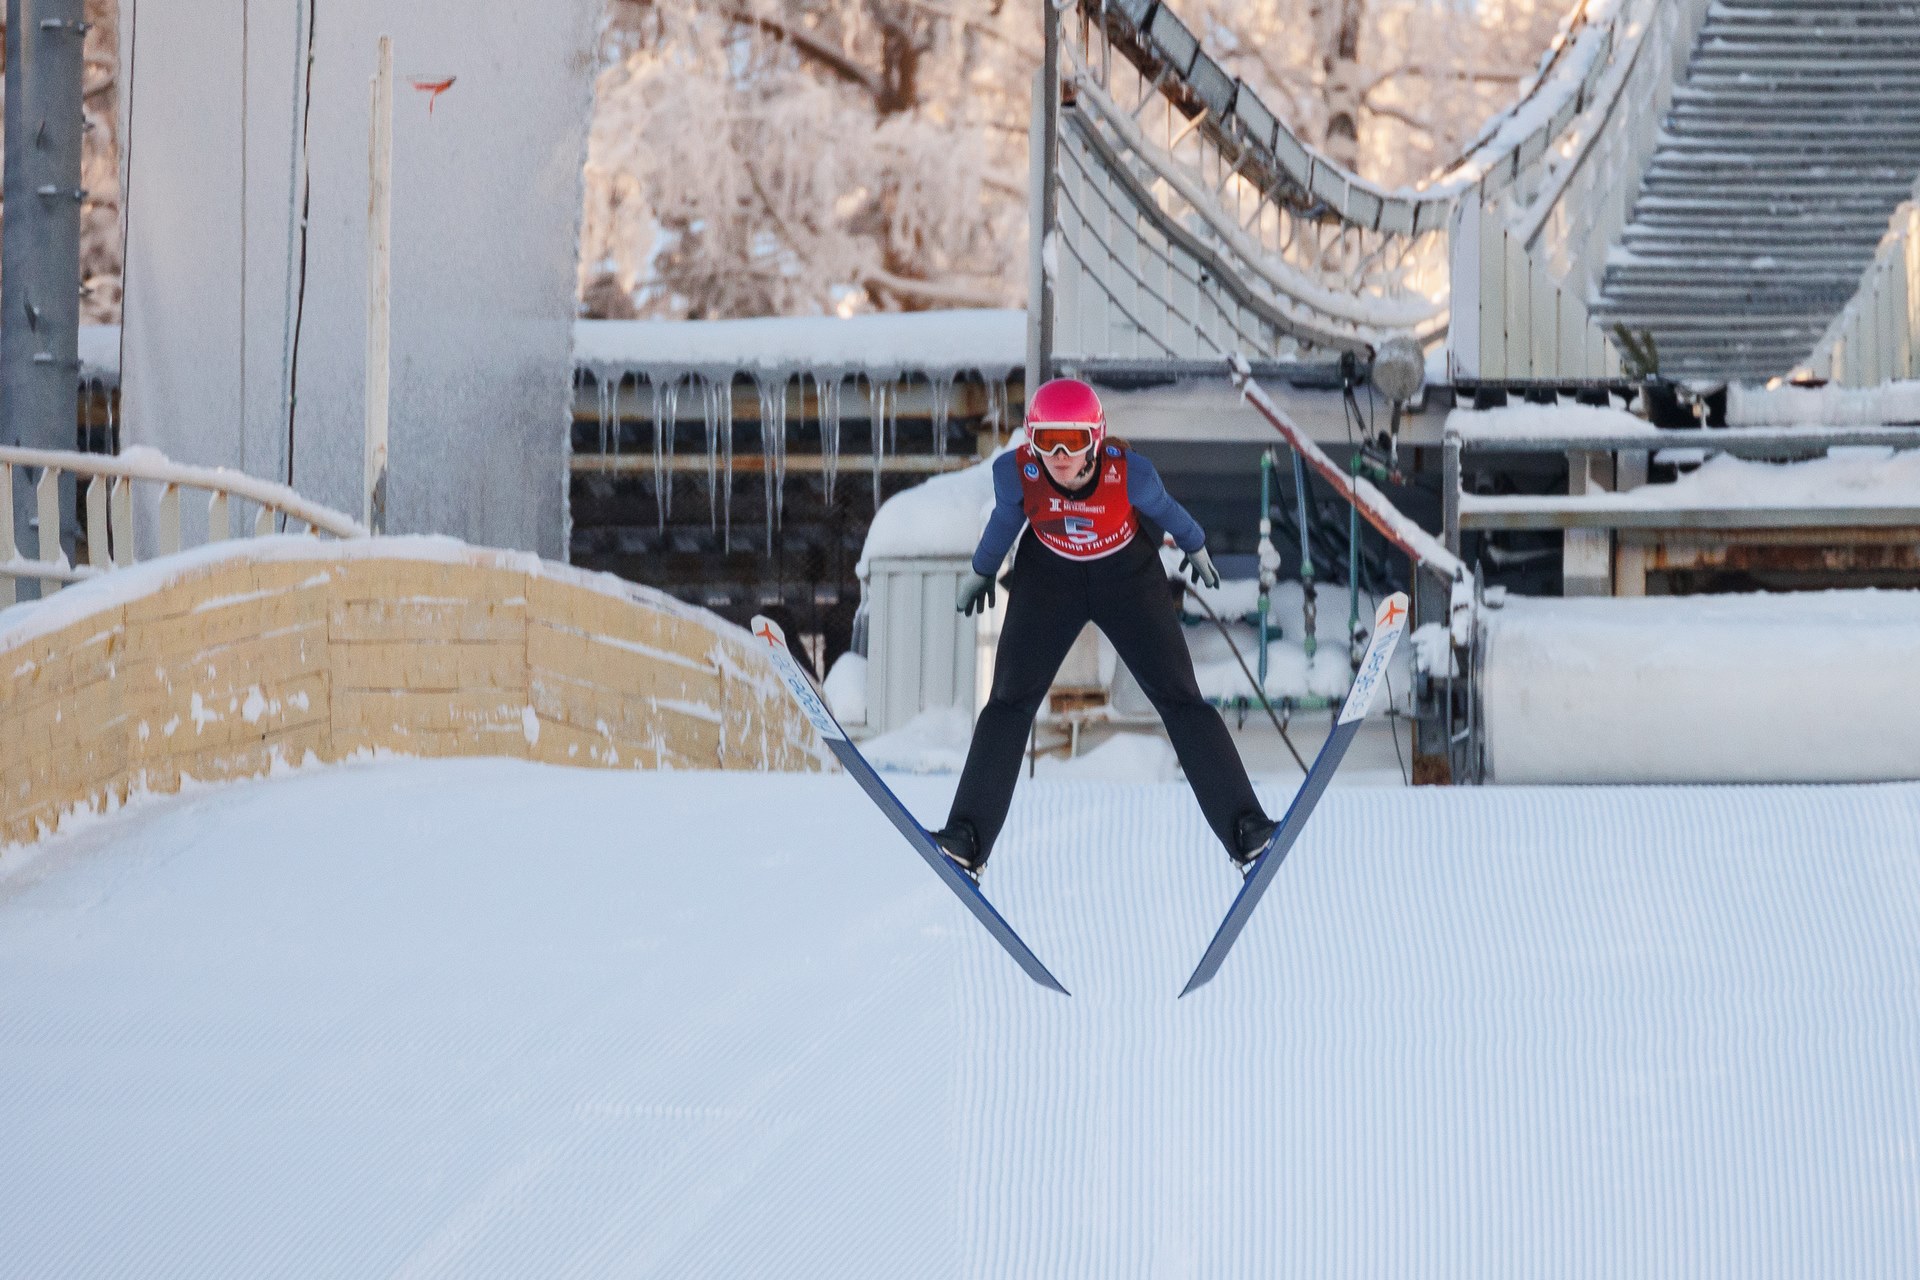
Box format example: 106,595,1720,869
1800,199,1920,389
1,445,366,604
1062,68,1439,340
1227,355,1468,585
1076,0,1628,236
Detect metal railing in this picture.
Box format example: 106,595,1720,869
1,446,367,605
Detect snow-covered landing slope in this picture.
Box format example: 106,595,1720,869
4,761,1918,1278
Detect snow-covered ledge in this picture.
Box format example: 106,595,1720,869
0,537,827,848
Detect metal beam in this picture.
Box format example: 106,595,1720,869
1459,498,1920,531
1448,426,1920,457
2,0,87,588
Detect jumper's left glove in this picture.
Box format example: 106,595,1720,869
1180,546,1221,590
956,570,997,616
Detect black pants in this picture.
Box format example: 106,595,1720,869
945,530,1265,859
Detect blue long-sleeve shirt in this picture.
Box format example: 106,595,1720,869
971,447,1205,576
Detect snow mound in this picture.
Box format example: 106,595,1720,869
3,759,1917,1276
858,705,974,773
855,435,1017,576
822,651,868,725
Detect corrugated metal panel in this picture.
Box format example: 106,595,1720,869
868,556,979,732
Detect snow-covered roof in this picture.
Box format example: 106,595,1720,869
854,436,1015,576
1447,402,1662,444
1728,379,1920,428
573,310,1027,380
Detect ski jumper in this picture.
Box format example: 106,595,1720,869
944,444,1265,860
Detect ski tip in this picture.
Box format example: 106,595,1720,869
748,614,787,649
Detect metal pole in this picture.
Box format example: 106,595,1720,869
1256,450,1274,690
1031,0,1062,394
365,36,392,534
2,0,87,590
1348,451,1362,667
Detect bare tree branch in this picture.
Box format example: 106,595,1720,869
719,3,887,102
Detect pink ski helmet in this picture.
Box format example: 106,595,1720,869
1026,378,1107,457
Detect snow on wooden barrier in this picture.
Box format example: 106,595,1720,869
0,537,827,846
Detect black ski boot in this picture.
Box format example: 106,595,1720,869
930,821,986,885
1232,811,1279,877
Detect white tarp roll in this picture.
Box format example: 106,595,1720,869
118,0,600,558
1481,591,1920,783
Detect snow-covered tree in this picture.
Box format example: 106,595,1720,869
1186,0,1562,185
581,0,1562,320
581,0,1037,320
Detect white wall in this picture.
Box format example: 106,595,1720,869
119,0,601,557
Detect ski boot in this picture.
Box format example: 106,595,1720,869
930,821,986,885
1232,811,1279,878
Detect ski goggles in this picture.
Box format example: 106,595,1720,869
1029,424,1098,457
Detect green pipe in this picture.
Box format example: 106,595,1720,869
1291,448,1316,663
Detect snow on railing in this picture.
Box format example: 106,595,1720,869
1800,202,1920,390
1228,355,1468,587
1511,0,1714,304
1,445,367,605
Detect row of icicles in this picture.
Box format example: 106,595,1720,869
587,369,1015,553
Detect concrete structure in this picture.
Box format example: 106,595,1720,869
115,0,600,558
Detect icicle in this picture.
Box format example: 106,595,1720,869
720,376,734,554
651,376,678,532
816,373,843,504
699,375,721,534
755,374,789,554
985,374,1009,445
773,375,787,526
595,369,615,455
930,372,954,461
867,377,893,511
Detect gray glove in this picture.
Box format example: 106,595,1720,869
956,570,997,616
1180,546,1221,590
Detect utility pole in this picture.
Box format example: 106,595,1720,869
1026,0,1063,411
2,0,88,584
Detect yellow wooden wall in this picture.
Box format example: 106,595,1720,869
1,546,824,846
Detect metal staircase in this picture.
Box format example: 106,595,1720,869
1592,0,1920,383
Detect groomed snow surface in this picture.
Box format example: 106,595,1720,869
7,760,1920,1276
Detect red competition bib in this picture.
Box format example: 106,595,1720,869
1016,443,1138,560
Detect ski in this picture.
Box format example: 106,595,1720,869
1180,591,1412,996
750,616,1070,995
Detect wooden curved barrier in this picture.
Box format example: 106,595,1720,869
0,537,827,847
